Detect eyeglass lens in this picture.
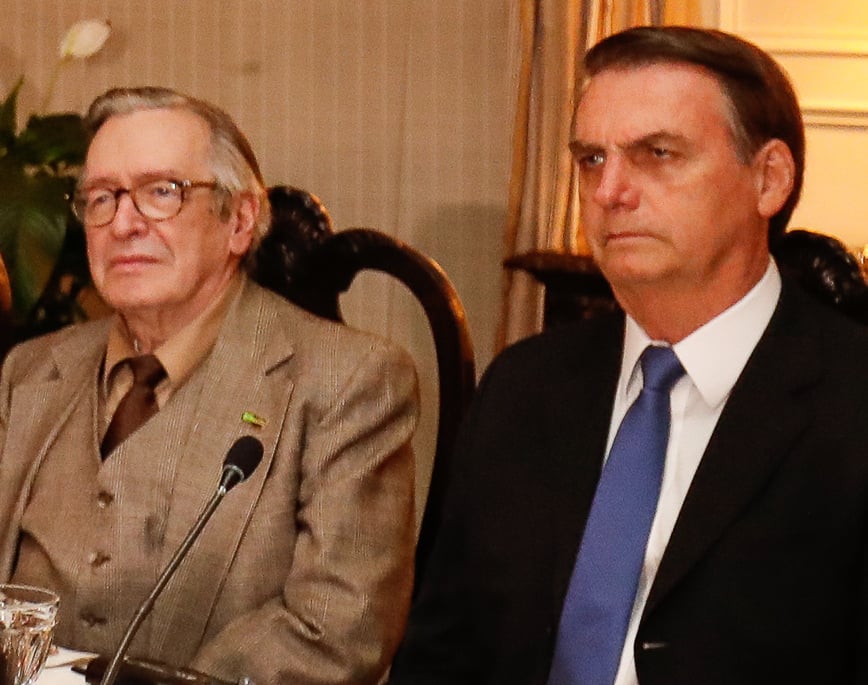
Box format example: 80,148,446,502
73,180,214,227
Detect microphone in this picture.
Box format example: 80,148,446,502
219,436,265,494
99,436,264,685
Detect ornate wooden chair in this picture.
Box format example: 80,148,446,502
254,185,476,588
773,228,868,324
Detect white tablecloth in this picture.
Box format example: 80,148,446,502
38,647,94,685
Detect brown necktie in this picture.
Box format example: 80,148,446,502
101,354,167,458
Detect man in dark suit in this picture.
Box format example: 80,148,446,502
390,26,868,685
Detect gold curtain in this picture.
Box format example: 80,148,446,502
497,0,703,349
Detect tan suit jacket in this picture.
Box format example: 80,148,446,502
0,279,419,685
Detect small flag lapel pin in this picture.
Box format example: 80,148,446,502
242,411,266,428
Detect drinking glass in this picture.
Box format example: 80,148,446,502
0,584,59,685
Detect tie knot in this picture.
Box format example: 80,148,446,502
639,345,684,393
127,354,167,388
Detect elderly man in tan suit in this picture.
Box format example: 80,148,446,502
0,87,418,685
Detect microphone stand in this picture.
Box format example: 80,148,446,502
99,485,231,685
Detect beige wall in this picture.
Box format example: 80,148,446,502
0,0,518,517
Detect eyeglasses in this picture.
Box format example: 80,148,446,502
71,178,220,227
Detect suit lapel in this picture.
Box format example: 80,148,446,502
148,281,296,656
544,318,625,618
0,321,110,579
646,287,821,613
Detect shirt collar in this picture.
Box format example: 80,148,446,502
103,272,244,389
622,259,781,409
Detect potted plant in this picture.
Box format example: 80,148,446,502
0,19,111,344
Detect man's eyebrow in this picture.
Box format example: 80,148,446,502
570,131,689,156
624,131,688,150
80,170,184,189
569,139,601,157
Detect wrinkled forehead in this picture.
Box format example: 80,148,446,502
83,108,214,184
573,63,737,145
578,61,730,112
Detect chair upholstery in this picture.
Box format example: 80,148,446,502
254,186,476,588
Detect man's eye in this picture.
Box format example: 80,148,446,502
87,190,113,208
151,182,176,196
579,152,605,169
145,181,180,201
651,146,671,159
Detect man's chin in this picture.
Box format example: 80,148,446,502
597,253,670,288
100,288,167,316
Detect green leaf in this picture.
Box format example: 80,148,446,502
17,113,87,169
0,79,91,333
0,161,71,323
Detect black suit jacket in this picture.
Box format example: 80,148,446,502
391,280,868,685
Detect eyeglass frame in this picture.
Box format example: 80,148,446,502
71,178,223,228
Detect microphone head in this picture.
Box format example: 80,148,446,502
221,436,264,491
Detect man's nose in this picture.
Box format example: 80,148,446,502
109,192,147,236
592,156,639,210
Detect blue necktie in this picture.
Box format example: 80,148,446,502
547,345,685,685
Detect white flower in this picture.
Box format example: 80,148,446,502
59,19,111,60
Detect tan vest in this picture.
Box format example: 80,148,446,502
13,361,209,661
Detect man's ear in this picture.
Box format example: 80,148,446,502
755,138,795,219
228,192,259,257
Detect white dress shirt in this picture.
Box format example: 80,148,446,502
611,260,782,685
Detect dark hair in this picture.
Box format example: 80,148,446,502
583,26,805,245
